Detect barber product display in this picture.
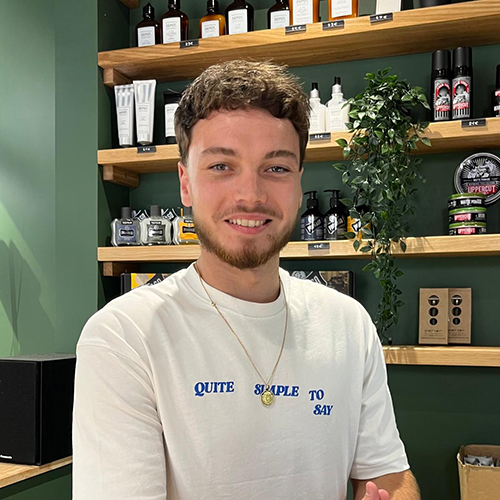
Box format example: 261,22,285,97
493,64,500,117
267,0,291,29
114,84,135,147
308,83,327,134
290,0,320,25
328,0,359,21
172,207,199,244
135,3,161,47
161,0,189,43
327,77,350,132
134,79,156,145
323,189,346,240
200,0,226,38
111,207,141,247
164,90,182,144
226,0,254,34
140,205,171,245
452,46,472,120
431,50,451,122
300,191,324,241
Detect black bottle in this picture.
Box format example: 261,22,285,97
161,0,189,44
452,47,473,120
268,0,290,29
431,50,451,122
323,190,346,240
136,3,161,47
300,191,324,241
226,0,254,35
493,64,500,118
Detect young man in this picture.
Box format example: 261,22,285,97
73,60,420,500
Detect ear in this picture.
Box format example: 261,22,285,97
178,161,192,207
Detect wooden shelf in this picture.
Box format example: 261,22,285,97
98,119,500,187
118,0,139,8
99,234,500,274
0,457,72,489
383,346,500,367
98,0,500,86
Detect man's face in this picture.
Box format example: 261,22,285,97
178,108,303,270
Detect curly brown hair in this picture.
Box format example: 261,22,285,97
174,60,310,167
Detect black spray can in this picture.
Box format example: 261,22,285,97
494,64,500,118
431,50,451,122
452,47,473,120
301,191,324,241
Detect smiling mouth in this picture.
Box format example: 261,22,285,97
225,219,272,228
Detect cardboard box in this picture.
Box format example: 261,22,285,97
121,273,172,294
448,288,472,344
290,270,355,297
419,288,449,344
458,445,500,500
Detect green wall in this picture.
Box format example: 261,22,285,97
0,0,97,498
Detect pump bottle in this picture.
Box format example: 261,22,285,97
309,83,327,134
327,77,350,132
301,191,324,241
323,190,346,240
161,0,189,43
200,0,226,38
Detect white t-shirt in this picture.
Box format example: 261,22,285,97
72,263,409,500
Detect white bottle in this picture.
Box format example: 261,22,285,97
309,83,327,134
327,77,351,132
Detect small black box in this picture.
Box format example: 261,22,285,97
0,353,76,465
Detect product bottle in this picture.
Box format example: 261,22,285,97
300,191,324,241
135,3,161,47
347,203,371,239
328,0,358,21
323,190,346,240
309,82,327,134
268,0,291,29
173,207,199,244
164,90,182,144
290,0,320,25
200,0,226,38
111,207,141,246
226,0,254,34
452,46,473,120
161,0,189,44
431,50,451,122
327,77,351,132
140,205,171,245
493,64,500,118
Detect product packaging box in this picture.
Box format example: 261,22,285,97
418,288,449,344
121,273,171,294
291,270,354,297
457,445,500,500
448,288,472,344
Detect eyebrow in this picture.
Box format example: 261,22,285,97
199,147,299,164
264,150,299,163
200,147,240,158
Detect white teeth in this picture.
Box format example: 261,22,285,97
228,219,266,227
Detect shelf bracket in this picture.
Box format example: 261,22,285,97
103,262,139,277
103,68,132,88
102,166,140,188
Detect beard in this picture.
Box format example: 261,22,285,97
193,207,299,270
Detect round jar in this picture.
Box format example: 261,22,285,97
448,207,487,224
448,193,486,210
449,222,487,236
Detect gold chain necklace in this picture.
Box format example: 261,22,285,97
194,263,288,407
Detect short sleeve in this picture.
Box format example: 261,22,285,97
350,316,410,480
72,313,167,499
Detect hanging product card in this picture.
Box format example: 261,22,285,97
286,24,307,34
461,119,487,128
270,10,291,29
180,39,199,49
309,132,331,141
292,0,313,25
137,27,156,47
201,20,220,38
418,288,449,345
137,146,157,154
162,17,181,43
322,20,345,30
331,0,352,19
370,13,393,23
448,288,472,344
375,0,401,14
228,9,248,34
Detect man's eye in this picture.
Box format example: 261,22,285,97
268,166,289,173
209,164,229,172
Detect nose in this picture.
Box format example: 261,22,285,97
232,167,267,206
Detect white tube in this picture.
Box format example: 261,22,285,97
133,79,157,146
114,84,135,147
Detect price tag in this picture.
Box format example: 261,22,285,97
309,132,331,142
308,242,330,255
180,39,199,49
137,146,157,154
370,13,393,23
322,20,345,30
461,119,487,128
285,24,307,34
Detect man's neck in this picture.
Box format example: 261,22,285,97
195,251,281,303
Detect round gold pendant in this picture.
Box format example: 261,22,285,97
261,389,274,407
